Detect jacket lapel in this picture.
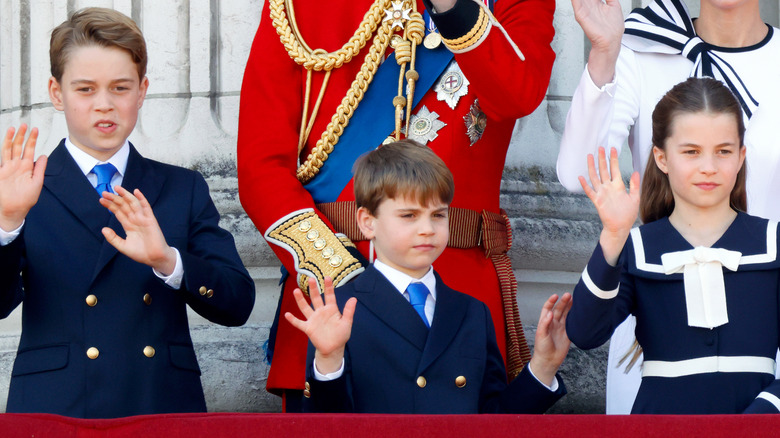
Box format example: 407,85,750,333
353,266,429,351
90,144,166,282
418,274,469,373
43,141,112,242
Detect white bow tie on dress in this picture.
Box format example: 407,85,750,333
661,247,742,329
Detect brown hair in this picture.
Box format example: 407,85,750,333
50,7,147,82
353,139,454,215
640,77,747,223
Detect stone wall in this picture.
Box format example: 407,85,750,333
1,0,778,414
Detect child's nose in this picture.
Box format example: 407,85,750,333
699,154,718,173
93,90,113,111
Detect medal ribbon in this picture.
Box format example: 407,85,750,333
623,0,760,120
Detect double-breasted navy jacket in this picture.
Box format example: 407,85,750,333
0,142,255,418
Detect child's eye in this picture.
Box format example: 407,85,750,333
434,213,447,219
717,149,733,155
77,87,93,93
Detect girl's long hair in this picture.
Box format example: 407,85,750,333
639,77,747,224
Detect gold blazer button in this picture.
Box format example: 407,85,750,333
416,376,427,388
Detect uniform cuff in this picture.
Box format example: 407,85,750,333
581,243,621,300
423,0,481,40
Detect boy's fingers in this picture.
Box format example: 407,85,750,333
1,127,15,164
284,312,306,332
32,155,48,184
291,288,314,317
341,297,357,325
21,127,38,161
101,227,124,251
10,124,28,161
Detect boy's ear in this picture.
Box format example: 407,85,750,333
356,207,376,241
137,76,149,109
652,145,668,174
48,77,64,111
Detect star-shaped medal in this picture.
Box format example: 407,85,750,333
407,105,446,145
435,61,470,110
384,1,411,30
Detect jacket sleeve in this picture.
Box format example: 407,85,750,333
556,45,643,192
0,233,25,318
177,172,256,327
236,2,364,294
302,341,355,413
566,241,636,350
425,0,556,120
478,301,565,413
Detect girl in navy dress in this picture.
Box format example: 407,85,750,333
568,77,780,414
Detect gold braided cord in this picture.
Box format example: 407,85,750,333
271,0,392,71
272,0,423,183
296,23,395,183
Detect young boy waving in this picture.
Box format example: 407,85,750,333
0,8,255,418
286,140,570,413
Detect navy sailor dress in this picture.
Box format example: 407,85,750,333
567,212,780,414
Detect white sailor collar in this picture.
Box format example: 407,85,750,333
624,212,780,279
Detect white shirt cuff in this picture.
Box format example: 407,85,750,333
153,248,184,289
0,221,24,246
583,63,617,97
313,358,345,381
527,362,559,392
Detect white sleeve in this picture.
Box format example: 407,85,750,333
556,45,642,192
0,221,24,246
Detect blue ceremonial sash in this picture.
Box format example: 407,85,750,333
305,47,454,203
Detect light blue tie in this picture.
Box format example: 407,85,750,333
92,163,117,195
406,282,430,328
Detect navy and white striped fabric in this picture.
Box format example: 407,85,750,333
622,0,759,120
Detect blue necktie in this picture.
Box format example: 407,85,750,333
406,282,430,328
92,163,117,195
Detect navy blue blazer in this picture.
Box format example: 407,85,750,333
0,141,255,418
303,266,565,413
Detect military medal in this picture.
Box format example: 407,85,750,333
384,1,411,30
464,99,487,146
424,32,442,50
422,11,441,50
407,105,446,145
435,61,470,110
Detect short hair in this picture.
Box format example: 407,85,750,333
353,139,454,215
641,77,747,223
50,7,147,82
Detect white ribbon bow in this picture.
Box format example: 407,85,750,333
661,247,742,329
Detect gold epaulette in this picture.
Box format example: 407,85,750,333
266,209,364,294
442,6,491,53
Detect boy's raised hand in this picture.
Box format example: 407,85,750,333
529,293,572,387
99,186,177,275
285,277,357,375
0,125,47,232
579,147,639,265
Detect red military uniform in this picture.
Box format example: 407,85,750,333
238,0,555,398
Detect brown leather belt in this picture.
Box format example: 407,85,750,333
316,201,529,378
